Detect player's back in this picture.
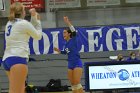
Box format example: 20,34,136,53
5,19,31,49
3,19,32,60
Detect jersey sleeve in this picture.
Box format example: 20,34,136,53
69,25,76,32
24,20,42,40
69,25,77,38
30,14,40,28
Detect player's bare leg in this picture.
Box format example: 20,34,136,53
9,64,28,93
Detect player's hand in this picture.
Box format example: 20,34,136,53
54,47,60,53
29,8,40,20
64,16,70,24
64,16,72,26
29,8,36,16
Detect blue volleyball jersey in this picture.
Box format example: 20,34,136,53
61,36,80,61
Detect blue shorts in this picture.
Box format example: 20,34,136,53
2,56,27,71
68,59,83,70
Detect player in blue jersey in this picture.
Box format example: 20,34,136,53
2,2,42,93
54,16,84,93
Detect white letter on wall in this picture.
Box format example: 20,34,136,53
106,28,121,51
51,31,60,54
125,27,140,50
43,32,50,54
86,29,103,52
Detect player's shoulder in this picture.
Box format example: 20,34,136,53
18,19,30,24
6,21,13,26
7,19,30,26
16,19,32,27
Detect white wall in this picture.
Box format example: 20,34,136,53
56,7,140,27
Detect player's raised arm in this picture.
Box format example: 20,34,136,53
29,8,41,26
26,8,42,40
64,16,75,32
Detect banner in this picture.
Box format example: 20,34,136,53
87,0,120,6
47,0,81,8
84,61,140,91
89,64,140,89
126,0,140,3
29,24,140,55
11,0,45,9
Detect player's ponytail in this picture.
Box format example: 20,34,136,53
67,29,76,38
9,9,15,21
9,2,24,21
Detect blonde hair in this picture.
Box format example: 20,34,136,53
9,2,24,21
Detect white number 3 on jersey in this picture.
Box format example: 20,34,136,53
6,25,12,36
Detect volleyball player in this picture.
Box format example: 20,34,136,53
2,2,42,93
54,16,84,93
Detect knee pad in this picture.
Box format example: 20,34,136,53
72,84,83,90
